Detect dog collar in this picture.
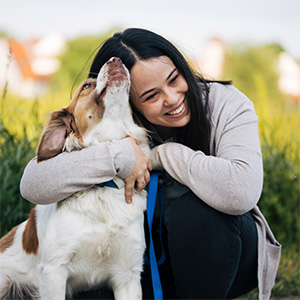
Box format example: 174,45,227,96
96,180,119,189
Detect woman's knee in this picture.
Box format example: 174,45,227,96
164,191,240,241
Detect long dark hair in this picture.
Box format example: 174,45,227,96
89,28,211,154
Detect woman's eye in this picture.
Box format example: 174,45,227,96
170,74,179,84
145,93,157,102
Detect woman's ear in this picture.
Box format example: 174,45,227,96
37,109,75,162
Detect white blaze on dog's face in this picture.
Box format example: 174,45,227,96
69,57,131,145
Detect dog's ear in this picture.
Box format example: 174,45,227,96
37,109,75,162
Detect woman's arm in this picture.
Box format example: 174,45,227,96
150,84,263,215
20,139,136,205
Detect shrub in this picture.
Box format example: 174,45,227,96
260,144,300,246
0,121,35,236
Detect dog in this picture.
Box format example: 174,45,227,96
0,57,150,300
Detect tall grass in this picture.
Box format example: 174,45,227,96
0,89,70,140
0,121,35,230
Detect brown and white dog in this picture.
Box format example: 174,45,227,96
0,57,150,300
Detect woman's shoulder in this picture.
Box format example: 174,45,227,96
208,82,252,105
207,82,257,120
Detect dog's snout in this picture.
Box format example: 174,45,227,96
107,57,122,66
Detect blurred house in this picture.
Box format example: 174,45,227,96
0,33,65,98
191,38,226,80
277,52,300,102
192,38,300,104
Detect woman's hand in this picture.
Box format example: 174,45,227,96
125,137,152,203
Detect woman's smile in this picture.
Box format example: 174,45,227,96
165,97,187,116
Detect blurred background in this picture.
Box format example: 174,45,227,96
0,0,299,298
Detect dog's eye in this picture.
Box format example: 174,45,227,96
82,83,93,90
82,81,96,91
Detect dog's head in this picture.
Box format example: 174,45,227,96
37,57,132,162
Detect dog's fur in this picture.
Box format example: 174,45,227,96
0,57,150,300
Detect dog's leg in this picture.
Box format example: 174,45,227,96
113,279,142,300
39,264,68,300
111,217,145,300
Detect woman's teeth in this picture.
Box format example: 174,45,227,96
167,102,184,115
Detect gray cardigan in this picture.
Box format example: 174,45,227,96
20,83,281,299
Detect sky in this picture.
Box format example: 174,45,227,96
0,0,299,60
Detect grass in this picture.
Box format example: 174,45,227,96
0,121,36,229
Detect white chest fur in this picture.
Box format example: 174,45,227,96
34,185,147,297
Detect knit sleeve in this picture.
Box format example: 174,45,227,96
20,139,135,205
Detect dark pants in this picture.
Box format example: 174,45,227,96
74,191,258,299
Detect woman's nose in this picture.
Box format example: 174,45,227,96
163,88,178,106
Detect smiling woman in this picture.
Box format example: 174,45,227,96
130,57,190,134
20,28,281,300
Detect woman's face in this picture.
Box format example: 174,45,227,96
130,56,190,131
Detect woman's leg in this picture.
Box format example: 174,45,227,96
163,191,258,299
226,213,258,299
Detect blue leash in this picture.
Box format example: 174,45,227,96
145,172,165,300
97,174,165,299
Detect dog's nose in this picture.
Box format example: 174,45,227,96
107,57,122,66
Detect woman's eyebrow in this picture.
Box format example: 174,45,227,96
166,68,177,81
139,68,178,99
139,88,156,99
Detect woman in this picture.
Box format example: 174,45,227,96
20,28,281,299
